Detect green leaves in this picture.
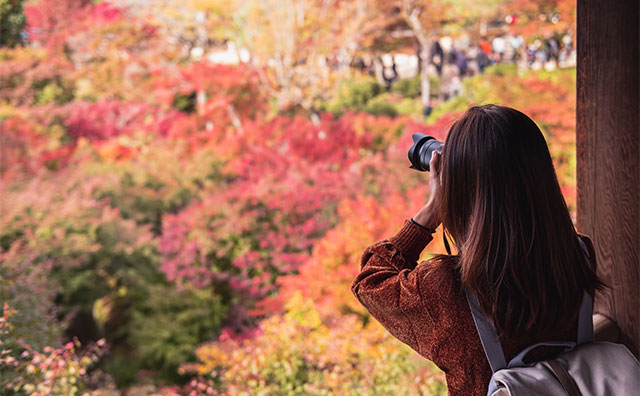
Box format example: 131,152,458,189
128,285,227,380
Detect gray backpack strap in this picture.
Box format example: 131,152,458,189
465,289,507,372
466,235,595,373
507,340,576,367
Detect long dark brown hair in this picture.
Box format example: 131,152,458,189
438,104,604,338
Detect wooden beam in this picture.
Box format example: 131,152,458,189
576,0,640,357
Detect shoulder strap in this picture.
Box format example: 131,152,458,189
465,236,594,372
546,359,582,396
465,290,507,372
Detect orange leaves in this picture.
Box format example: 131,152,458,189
151,62,266,120
506,0,576,39
93,139,139,162
266,187,441,322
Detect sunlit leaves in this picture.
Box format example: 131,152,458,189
1,0,579,391
188,291,446,396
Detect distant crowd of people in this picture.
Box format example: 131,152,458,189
351,32,576,115
426,33,575,101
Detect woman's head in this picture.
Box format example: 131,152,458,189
438,104,602,337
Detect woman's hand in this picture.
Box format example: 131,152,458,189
412,151,442,230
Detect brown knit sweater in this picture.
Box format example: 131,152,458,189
351,220,597,396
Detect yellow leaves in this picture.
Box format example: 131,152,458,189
73,78,94,101
92,296,114,332
45,125,65,151
194,342,228,373
283,290,323,329
190,284,443,394
0,102,19,119
188,0,235,15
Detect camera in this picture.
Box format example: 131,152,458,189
408,133,444,172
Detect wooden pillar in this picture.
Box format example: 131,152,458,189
576,0,640,356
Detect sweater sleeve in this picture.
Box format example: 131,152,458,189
350,220,436,356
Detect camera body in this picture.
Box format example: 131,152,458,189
408,133,444,172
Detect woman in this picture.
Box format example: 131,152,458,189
351,104,603,396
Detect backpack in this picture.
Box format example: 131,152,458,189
465,238,640,396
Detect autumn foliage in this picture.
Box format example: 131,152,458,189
0,0,578,393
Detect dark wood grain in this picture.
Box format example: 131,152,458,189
576,0,640,357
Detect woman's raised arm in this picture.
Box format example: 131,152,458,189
351,220,438,357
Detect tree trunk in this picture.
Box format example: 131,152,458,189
403,4,431,110
419,44,430,108
576,0,639,357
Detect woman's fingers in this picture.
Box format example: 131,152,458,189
429,151,442,201
430,150,441,175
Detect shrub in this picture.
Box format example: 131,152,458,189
126,284,227,382
0,304,105,396
392,75,419,98
483,63,519,77
34,80,75,105
190,292,446,396
392,75,441,99
396,97,424,117
364,96,398,117
321,76,383,115
0,168,229,385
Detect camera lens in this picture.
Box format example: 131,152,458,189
408,133,444,172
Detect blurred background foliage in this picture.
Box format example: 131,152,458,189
1,0,577,394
